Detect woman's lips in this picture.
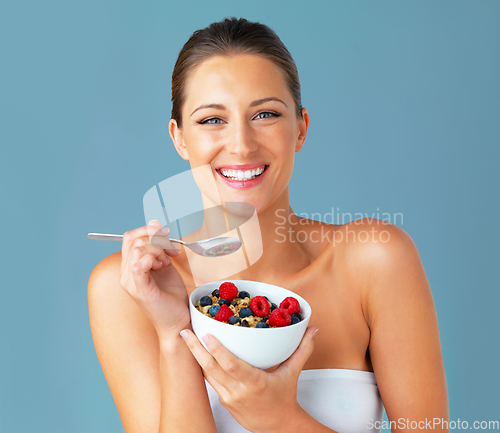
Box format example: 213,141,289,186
216,165,269,189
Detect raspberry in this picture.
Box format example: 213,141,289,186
268,308,292,327
279,297,301,315
250,296,271,317
219,282,238,302
214,304,234,322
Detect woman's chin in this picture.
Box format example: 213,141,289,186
218,187,286,218
223,201,257,217
221,197,265,216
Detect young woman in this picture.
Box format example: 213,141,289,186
88,18,449,433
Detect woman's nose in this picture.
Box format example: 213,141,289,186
224,120,258,157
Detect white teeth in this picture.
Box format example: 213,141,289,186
219,166,266,180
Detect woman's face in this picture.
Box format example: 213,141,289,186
169,54,308,214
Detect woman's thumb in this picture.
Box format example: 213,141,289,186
147,219,163,240
278,327,318,375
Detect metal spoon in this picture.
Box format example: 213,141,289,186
86,232,242,257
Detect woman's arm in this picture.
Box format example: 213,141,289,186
88,223,217,433
157,333,216,431
347,221,449,432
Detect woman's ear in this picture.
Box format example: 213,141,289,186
169,118,190,161
295,108,309,153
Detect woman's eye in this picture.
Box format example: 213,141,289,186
254,111,280,120
200,117,223,125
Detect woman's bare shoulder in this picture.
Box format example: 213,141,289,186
336,218,418,269
336,219,431,323
290,216,414,264
88,250,122,287
88,251,131,319
88,250,153,331
292,217,419,284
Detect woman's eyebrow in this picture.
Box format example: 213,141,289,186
190,97,288,117
250,97,288,108
191,103,225,117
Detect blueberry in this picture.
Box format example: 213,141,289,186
211,289,219,298
228,316,241,325
270,303,278,312
239,307,253,318
291,313,302,324
209,305,220,317
199,296,213,307
256,321,269,328
237,291,250,299
230,300,238,307
241,320,250,327
218,299,230,306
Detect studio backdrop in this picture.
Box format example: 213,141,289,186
1,1,499,432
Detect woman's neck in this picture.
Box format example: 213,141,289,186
184,187,316,284
229,188,314,283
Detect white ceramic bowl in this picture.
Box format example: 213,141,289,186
189,280,311,369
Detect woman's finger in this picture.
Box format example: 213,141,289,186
202,333,257,382
150,228,181,256
122,221,177,268
130,254,161,299
146,219,163,239
180,330,238,388
122,224,180,275
132,243,172,267
276,327,318,377
122,225,152,265
121,226,151,276
203,372,232,404
131,231,178,261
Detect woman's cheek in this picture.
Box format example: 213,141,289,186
186,144,221,167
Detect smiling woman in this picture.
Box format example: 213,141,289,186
88,17,449,433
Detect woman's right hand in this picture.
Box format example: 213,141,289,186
119,220,190,340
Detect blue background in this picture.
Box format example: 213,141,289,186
1,1,499,431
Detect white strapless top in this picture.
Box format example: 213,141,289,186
206,368,384,432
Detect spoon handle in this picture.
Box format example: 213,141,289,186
87,233,123,241
86,232,185,245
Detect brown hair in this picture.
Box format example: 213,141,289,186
171,17,303,126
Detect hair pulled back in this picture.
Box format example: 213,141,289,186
171,17,303,126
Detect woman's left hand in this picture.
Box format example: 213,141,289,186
180,326,318,433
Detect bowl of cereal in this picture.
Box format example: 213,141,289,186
189,280,311,369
